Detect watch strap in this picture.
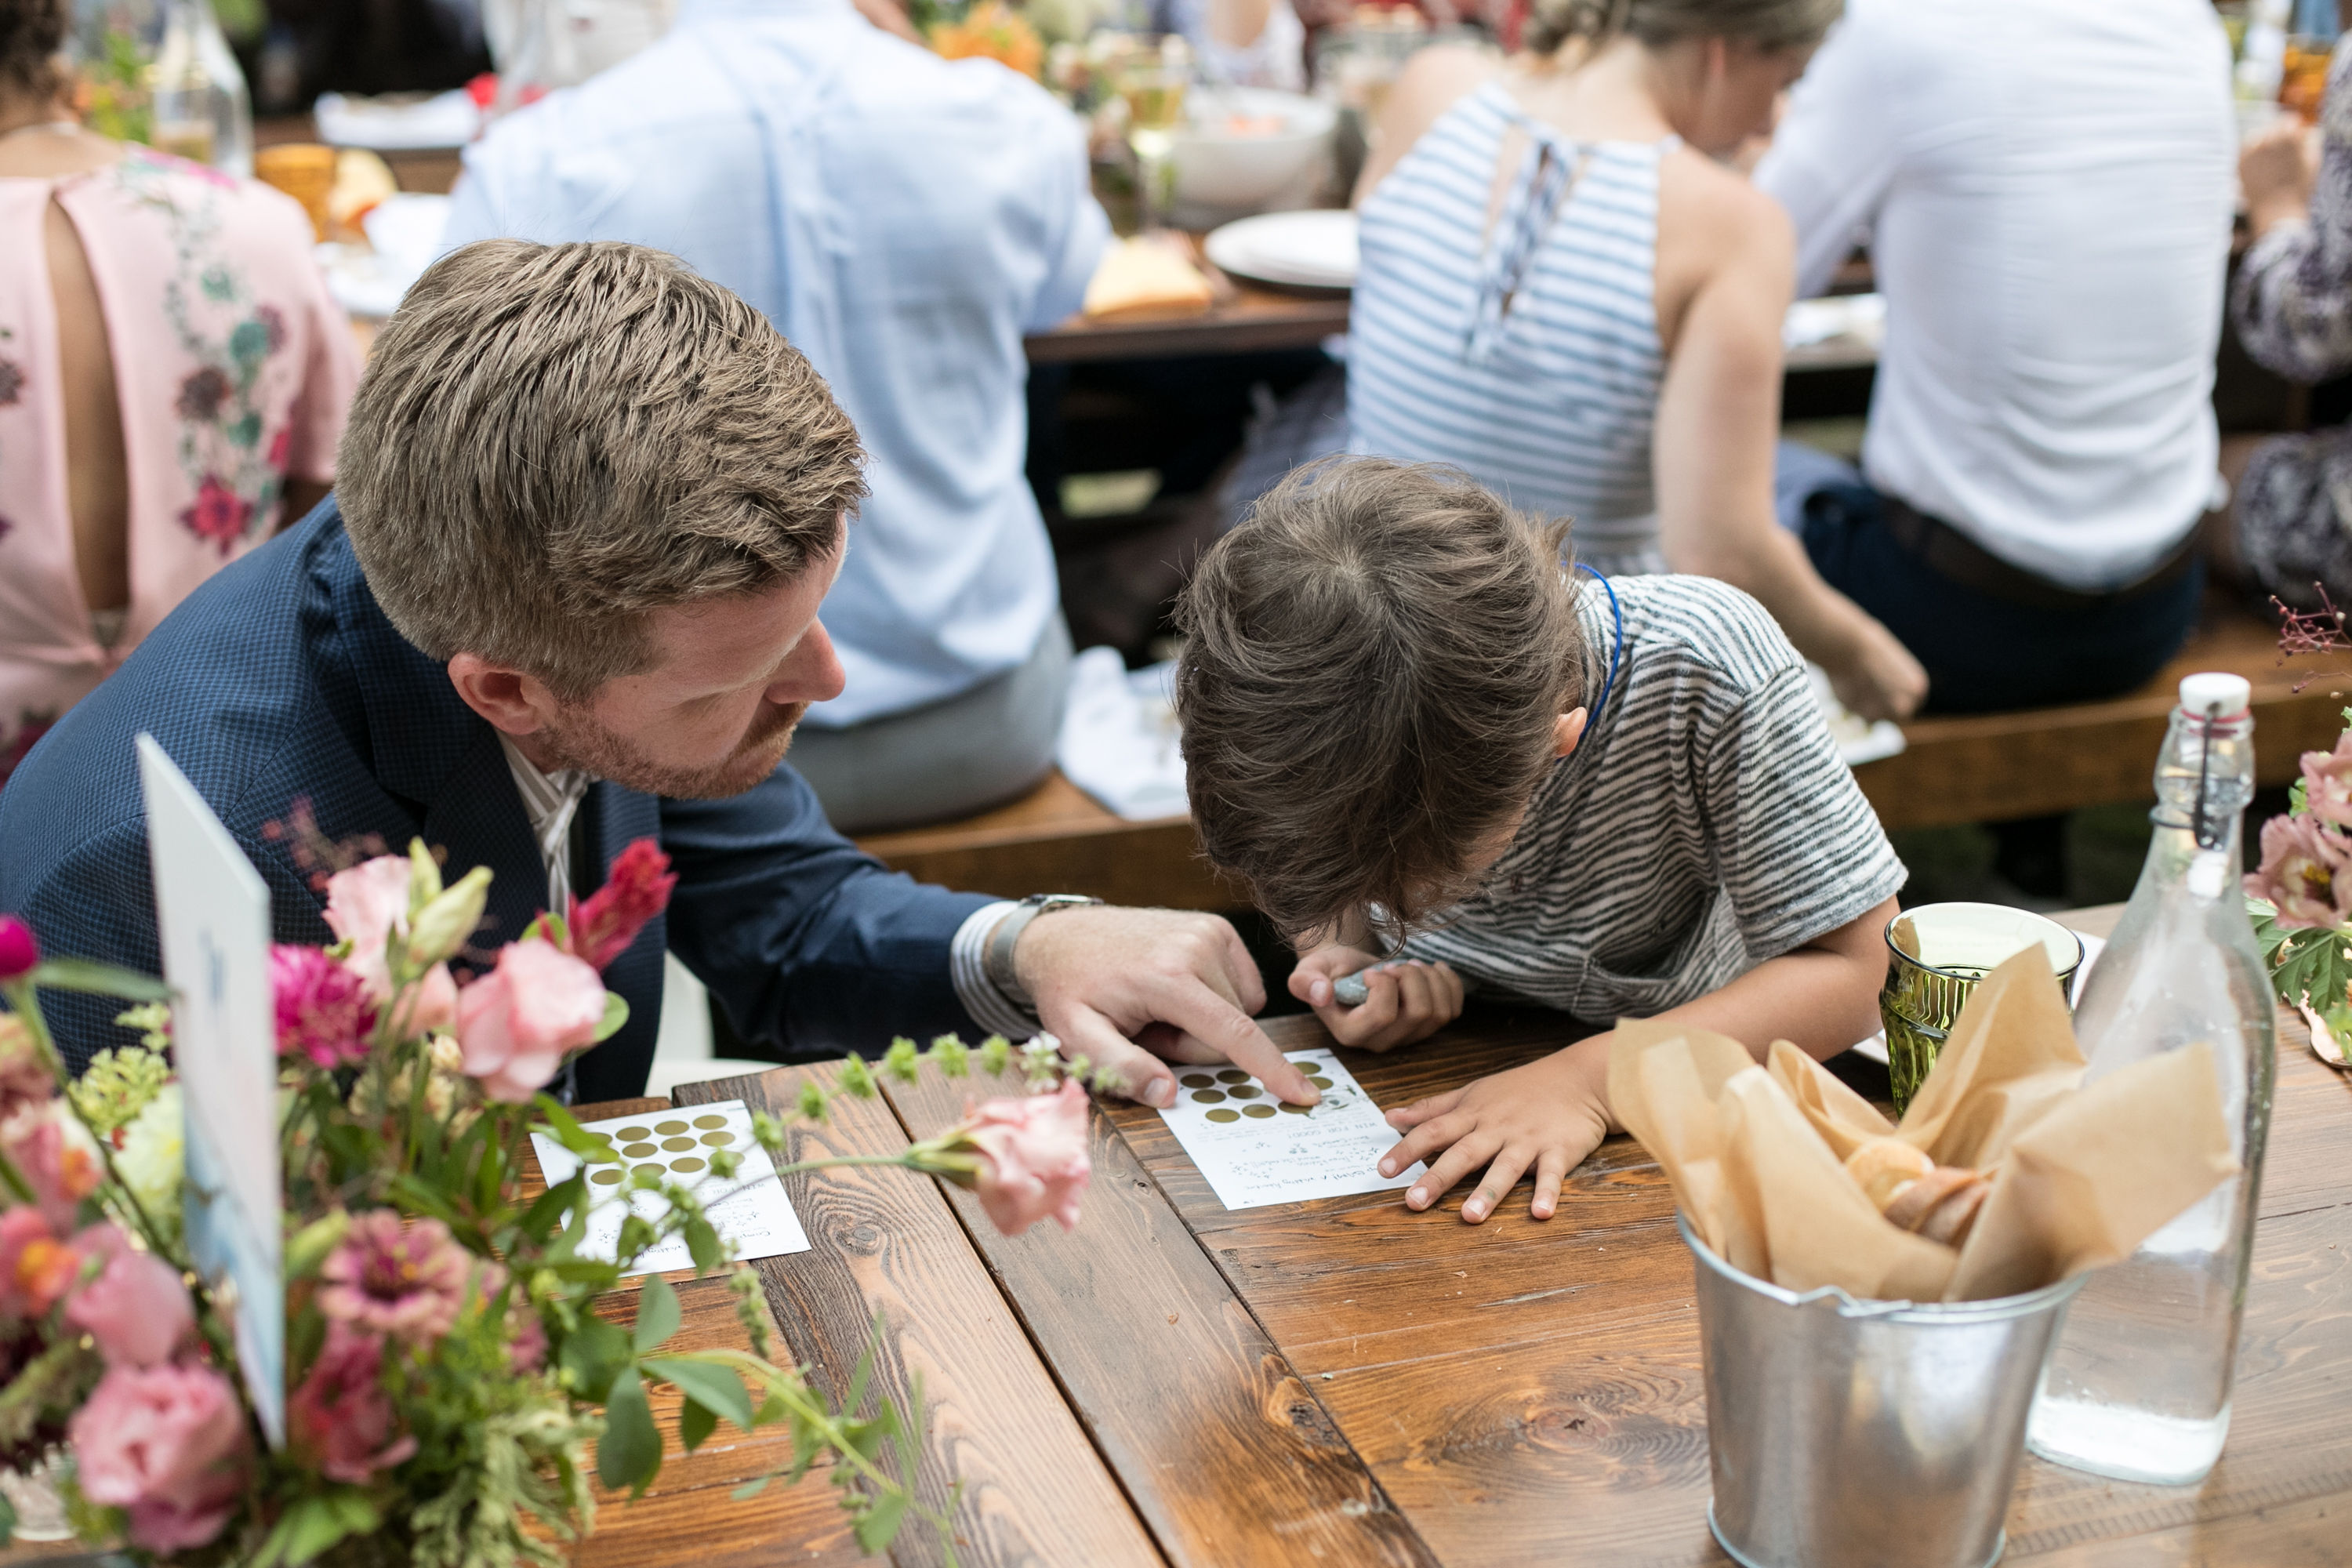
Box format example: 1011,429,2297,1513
984,894,1102,1010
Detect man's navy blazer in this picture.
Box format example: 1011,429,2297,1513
0,503,992,1098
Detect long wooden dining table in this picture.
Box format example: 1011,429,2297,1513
546,902,2352,1567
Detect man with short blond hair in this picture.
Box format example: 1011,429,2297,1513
0,241,1318,1111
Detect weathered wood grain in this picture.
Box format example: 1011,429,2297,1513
673,1067,1163,1568
882,1070,1439,1568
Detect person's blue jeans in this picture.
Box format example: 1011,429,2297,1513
1778,444,2205,715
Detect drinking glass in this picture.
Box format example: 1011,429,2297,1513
1881,902,2085,1114
1117,49,1189,231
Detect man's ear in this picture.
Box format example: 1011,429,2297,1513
446,653,561,737
1553,707,1588,759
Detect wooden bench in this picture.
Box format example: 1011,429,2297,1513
856,598,2347,907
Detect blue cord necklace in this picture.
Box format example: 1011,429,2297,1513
1576,562,1624,726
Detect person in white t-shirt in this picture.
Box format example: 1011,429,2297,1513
1755,0,2237,714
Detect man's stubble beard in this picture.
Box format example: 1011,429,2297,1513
538,699,810,800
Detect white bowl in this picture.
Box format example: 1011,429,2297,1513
1171,88,1337,215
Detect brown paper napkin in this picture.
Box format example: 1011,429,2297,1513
1610,946,2238,1302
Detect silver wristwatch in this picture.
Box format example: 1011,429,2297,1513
984,894,1103,1010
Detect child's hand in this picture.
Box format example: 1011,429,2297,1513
1291,944,1464,1052
1376,1036,1615,1222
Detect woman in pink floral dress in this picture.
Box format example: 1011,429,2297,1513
0,0,360,786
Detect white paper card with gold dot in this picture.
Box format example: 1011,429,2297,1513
1154,1047,1425,1210
530,1099,811,1277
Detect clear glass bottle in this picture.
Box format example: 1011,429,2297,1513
147,0,252,177
2026,673,2277,1485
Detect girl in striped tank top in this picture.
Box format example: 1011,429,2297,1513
1347,0,1926,724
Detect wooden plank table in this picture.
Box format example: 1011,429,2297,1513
547,903,2352,1565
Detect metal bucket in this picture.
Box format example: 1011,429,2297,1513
1682,1214,2083,1568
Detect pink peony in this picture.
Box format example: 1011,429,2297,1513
272,944,378,1068
454,938,607,1102
70,1362,249,1553
2307,734,2352,827
2245,813,2352,928
0,1206,74,1318
289,1323,415,1483
0,1013,56,1122
322,855,414,1000
567,838,677,971
8,1107,100,1232
954,1080,1091,1237
318,1210,470,1343
0,914,36,979
64,1225,193,1368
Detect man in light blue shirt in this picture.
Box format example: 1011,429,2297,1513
442,0,1109,830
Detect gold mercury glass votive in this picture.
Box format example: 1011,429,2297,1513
1881,902,2085,1114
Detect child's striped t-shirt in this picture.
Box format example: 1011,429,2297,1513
1398,574,1906,1020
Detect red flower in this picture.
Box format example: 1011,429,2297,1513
0,915,35,980
178,476,252,554
173,367,229,423
267,426,292,470
271,944,378,1068
566,838,677,971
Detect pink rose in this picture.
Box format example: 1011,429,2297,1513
64,1225,193,1368
2245,813,2352,928
405,961,459,1035
454,938,607,1102
322,855,414,1001
0,1206,74,1318
70,1363,249,1553
2306,733,2352,828
953,1080,1091,1237
272,944,378,1067
7,1106,100,1232
289,1323,415,1483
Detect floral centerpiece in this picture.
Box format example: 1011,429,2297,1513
0,834,1095,1565
2244,706,2352,1068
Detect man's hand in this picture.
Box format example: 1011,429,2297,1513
1376,1035,1615,1223
1014,906,1319,1110
1290,943,1464,1052
2242,119,2320,241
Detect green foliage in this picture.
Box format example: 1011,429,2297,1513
596,1368,661,1497
2249,896,2352,1016
23,958,170,1001
70,1042,170,1138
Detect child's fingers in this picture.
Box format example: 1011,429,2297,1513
1375,1103,1471,1178
1319,967,1402,1044
1381,1086,1463,1133
1459,1145,1534,1225
1433,961,1465,1019
1529,1150,1569,1221
1403,1131,1502,1212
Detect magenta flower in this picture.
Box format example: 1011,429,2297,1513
271,944,378,1068
946,1080,1092,1236
567,838,677,971
289,1323,415,1483
177,475,252,554
2245,813,2352,928
70,1363,249,1552
455,938,607,1103
318,1211,470,1344
64,1225,193,1368
0,914,37,980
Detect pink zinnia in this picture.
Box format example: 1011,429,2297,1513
567,838,677,971
271,944,378,1068
318,1211,470,1343
177,475,252,554
289,1323,415,1483
70,1363,249,1553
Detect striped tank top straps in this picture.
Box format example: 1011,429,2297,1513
1465,91,1588,366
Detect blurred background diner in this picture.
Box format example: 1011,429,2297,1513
15,0,2352,1045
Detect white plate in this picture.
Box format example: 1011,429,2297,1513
1851,931,2107,1065
1205,209,1359,289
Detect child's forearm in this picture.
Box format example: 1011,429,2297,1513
1646,898,1896,1063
